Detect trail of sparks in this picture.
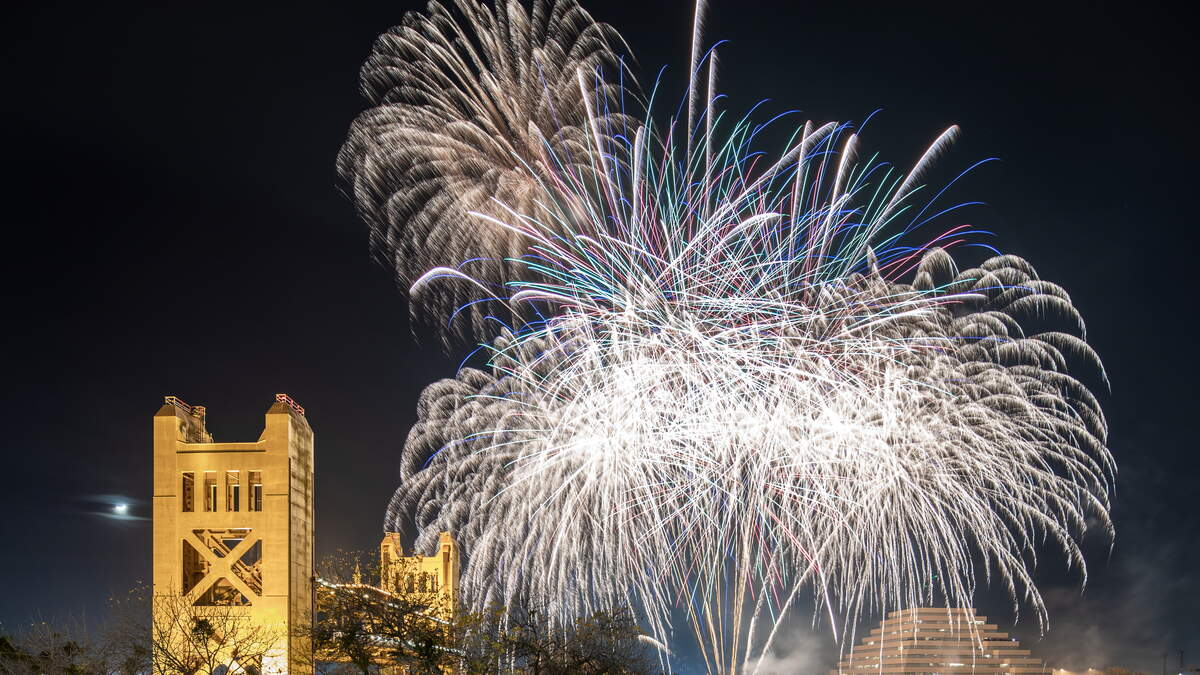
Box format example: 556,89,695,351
341,2,1114,673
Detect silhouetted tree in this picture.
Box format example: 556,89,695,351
468,604,658,675
100,584,151,675
0,615,106,675
301,548,456,674
303,550,660,674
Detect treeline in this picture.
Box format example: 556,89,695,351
0,551,660,674
303,549,660,674
0,586,147,675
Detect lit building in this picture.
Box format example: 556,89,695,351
311,533,461,672
152,394,315,674
832,607,1051,674
380,531,461,621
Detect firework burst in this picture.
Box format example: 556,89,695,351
338,0,631,337
344,2,1114,673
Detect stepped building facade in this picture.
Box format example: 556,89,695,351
832,607,1050,674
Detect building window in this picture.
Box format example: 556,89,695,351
181,472,194,512
225,471,240,512
249,471,262,511
203,472,217,512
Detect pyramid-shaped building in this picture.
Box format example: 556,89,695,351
830,608,1050,674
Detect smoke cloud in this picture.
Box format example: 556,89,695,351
743,622,840,675
1010,542,1188,674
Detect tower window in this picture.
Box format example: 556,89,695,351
226,471,240,512
203,472,217,512
181,472,194,512
249,471,262,511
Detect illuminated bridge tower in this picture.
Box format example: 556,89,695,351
380,531,461,620
152,394,314,674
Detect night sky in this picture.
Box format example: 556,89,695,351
4,1,1196,672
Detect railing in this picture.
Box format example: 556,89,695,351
312,576,466,657
164,395,206,418
314,577,451,627
275,393,305,416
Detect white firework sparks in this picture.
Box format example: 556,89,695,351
337,0,631,337
391,121,1110,675
341,1,1114,673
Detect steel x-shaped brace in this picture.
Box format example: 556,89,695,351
185,530,261,605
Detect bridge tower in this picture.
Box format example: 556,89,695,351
380,531,461,621
152,394,314,674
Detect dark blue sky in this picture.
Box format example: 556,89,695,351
3,1,1196,672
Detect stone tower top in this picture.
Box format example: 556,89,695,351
156,395,212,443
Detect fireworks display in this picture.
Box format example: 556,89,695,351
337,0,630,336
341,1,1114,672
